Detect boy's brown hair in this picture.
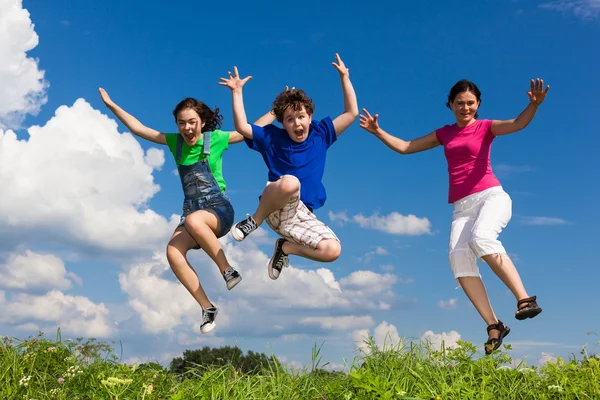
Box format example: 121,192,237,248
272,89,315,123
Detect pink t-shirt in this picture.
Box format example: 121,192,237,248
435,119,501,203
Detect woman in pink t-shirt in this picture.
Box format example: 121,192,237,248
360,78,549,354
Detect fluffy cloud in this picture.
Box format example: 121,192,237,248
118,252,199,334
0,289,114,337
330,211,431,235
0,99,177,253
0,249,76,291
340,270,398,295
118,235,406,336
352,321,402,352
0,0,48,128
420,330,461,351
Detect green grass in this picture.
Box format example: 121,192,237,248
1,331,598,399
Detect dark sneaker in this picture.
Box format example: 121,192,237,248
200,306,218,334
268,238,289,280
223,267,242,290
231,215,258,242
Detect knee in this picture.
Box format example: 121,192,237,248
183,213,202,233
319,239,341,262
166,242,184,265
278,175,300,197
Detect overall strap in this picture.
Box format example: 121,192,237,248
203,130,211,156
175,134,183,164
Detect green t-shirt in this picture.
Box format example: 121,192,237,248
165,130,230,192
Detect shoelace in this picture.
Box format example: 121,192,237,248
239,216,257,234
201,308,216,324
223,268,236,280
274,253,289,270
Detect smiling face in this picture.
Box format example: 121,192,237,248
451,91,480,127
176,108,206,146
281,105,312,143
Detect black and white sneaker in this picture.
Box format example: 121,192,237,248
223,267,242,290
200,306,218,334
268,238,289,280
231,215,258,241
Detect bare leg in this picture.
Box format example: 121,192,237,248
184,210,232,274
166,227,212,310
253,176,300,225
457,276,501,339
482,254,528,300
281,238,341,263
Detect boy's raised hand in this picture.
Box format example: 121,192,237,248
332,53,349,77
359,108,381,134
219,66,252,91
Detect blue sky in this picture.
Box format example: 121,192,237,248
0,0,598,369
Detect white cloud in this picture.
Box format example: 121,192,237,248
328,211,349,225
352,212,431,235
301,316,374,331
0,289,114,337
0,99,176,253
540,0,600,19
521,216,569,226
340,270,398,295
144,147,165,170
0,0,48,129
438,298,458,309
352,321,402,353
361,246,389,263
118,235,404,336
0,250,72,291
420,330,461,351
118,252,199,333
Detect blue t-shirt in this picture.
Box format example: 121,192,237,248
244,117,337,210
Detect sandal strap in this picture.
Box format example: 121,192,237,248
487,320,506,333
517,296,537,307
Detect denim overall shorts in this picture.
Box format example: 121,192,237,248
175,131,235,241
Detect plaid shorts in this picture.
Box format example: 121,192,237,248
265,189,338,249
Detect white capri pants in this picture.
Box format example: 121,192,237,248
448,186,512,281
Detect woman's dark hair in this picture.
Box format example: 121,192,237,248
272,89,315,123
172,98,223,132
446,80,482,119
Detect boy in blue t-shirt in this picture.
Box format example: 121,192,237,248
219,54,358,280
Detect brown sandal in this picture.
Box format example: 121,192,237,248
515,296,542,320
485,320,510,355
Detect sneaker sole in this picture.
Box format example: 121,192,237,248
200,322,216,334
268,240,281,280
230,226,245,242
226,276,242,290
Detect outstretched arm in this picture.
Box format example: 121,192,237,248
228,110,276,144
359,108,439,154
331,53,359,136
491,78,550,136
98,88,166,145
219,66,253,139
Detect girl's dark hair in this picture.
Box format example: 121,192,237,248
172,98,223,132
446,80,482,119
272,89,315,122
